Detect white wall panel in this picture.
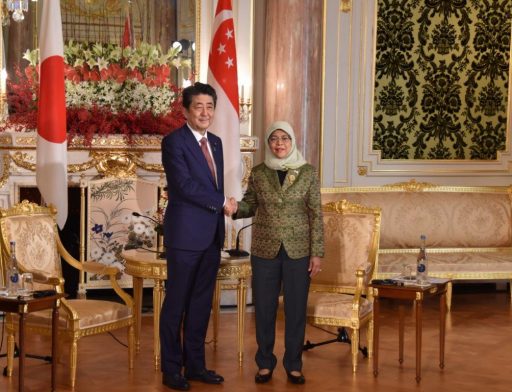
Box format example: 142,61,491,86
322,0,512,187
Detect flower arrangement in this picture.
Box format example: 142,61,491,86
2,40,189,144
123,212,159,251
124,189,167,252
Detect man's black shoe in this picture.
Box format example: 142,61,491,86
162,373,190,391
185,369,224,384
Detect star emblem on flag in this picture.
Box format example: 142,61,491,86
208,4,239,111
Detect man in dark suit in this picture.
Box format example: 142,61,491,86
160,82,236,391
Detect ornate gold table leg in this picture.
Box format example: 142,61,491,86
132,276,144,353
153,278,165,369
212,280,221,350
237,277,248,366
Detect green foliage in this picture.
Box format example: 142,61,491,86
91,179,135,202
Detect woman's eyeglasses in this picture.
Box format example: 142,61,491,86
268,136,291,143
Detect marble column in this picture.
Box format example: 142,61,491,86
263,0,323,166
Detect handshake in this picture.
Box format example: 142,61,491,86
223,197,238,216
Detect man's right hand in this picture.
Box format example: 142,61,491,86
223,197,238,216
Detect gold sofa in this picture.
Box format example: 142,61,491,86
322,180,512,309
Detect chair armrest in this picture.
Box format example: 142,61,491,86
56,234,133,309
309,269,367,296
22,268,63,287
81,261,120,276
56,236,119,275
351,269,367,304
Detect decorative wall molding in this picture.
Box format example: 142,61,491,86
322,0,512,186
0,133,259,178
0,154,10,189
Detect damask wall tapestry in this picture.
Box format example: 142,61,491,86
373,0,511,160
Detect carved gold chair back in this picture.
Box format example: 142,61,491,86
307,199,381,373
0,200,135,388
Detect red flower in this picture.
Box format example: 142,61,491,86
0,47,189,146
110,64,128,83
65,64,82,82
77,109,91,121
24,65,39,82
129,69,143,82
100,67,112,81
89,70,101,82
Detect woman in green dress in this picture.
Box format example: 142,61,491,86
233,120,324,385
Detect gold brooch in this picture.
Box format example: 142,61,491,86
287,170,298,185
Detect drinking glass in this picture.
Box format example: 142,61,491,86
21,272,34,294
401,264,414,281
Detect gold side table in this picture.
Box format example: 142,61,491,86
122,249,166,369
122,249,251,369
212,256,252,365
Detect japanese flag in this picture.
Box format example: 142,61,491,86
37,0,68,229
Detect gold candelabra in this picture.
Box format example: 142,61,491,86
239,98,252,123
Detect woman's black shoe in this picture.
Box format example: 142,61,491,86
286,371,305,384
255,369,273,384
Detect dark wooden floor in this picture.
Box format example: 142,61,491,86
1,288,511,391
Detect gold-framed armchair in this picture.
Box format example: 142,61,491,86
306,200,381,372
0,200,135,388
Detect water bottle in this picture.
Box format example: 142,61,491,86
7,241,20,295
416,234,428,283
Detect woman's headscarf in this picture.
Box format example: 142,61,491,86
263,121,307,170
